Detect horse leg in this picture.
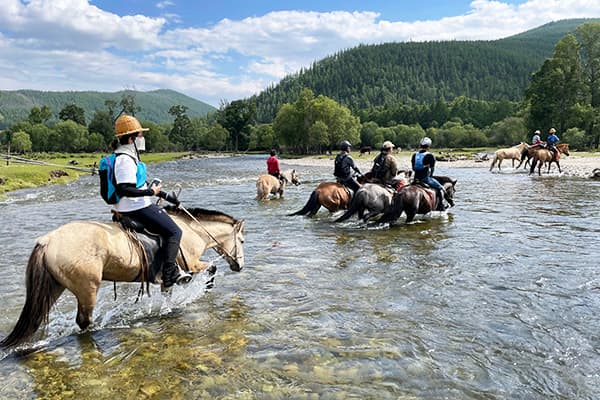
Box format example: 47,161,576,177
205,265,217,289
74,284,100,331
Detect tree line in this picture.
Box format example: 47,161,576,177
1,22,598,154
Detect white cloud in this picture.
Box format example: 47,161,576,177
156,1,175,9
1,0,600,106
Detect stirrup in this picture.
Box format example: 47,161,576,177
175,266,192,285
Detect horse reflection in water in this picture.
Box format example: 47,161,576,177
0,206,245,348
378,176,457,224
255,169,300,200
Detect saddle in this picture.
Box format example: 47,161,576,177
111,211,167,284
411,180,443,210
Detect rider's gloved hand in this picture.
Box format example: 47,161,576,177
158,190,181,207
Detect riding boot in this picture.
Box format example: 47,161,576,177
436,189,446,211
162,237,192,288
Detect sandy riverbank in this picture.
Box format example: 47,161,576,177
283,152,600,179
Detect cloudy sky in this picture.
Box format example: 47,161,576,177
1,0,599,107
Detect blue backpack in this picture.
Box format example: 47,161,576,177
98,154,120,204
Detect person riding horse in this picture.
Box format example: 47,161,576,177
546,128,560,161
411,137,452,211
531,129,544,148
370,140,399,187
267,149,281,179
111,114,191,288
334,140,361,193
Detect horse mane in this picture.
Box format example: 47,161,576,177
164,205,238,225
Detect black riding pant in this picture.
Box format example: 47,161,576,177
340,177,360,193
124,204,182,266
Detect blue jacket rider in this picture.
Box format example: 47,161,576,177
334,140,361,192
411,137,448,211
547,128,560,160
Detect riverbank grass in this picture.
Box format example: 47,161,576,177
0,152,189,197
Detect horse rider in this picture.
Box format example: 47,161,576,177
267,149,282,180
531,130,544,148
112,114,191,288
334,140,361,193
547,127,560,161
370,140,399,187
411,137,451,211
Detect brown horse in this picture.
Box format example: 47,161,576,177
529,143,570,176
0,206,245,348
378,176,457,224
289,182,352,216
256,169,300,200
489,142,529,171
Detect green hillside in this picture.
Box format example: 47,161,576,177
252,18,600,122
0,89,215,129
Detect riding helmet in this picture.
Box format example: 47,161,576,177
340,140,351,151
420,137,432,147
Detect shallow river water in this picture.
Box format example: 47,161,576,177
0,155,599,399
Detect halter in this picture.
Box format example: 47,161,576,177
178,205,242,267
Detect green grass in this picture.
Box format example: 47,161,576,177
0,152,189,198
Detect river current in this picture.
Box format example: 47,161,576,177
0,155,599,399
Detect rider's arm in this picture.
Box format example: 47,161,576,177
116,183,155,198
426,153,436,176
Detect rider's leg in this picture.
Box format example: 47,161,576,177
129,204,191,287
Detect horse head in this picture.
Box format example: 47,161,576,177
558,143,570,156
166,206,245,272
282,169,300,186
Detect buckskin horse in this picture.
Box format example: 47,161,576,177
529,143,570,176
256,169,300,200
0,206,245,348
489,142,529,171
377,176,457,224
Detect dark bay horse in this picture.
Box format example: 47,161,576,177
378,176,457,224
289,182,352,216
0,207,245,348
335,172,410,223
529,143,570,176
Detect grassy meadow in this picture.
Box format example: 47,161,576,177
0,152,189,198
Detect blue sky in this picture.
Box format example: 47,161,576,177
1,0,599,107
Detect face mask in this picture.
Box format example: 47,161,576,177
134,136,146,151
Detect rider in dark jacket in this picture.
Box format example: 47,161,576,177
334,140,361,192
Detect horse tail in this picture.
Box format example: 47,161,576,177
335,193,362,222
489,154,498,171
289,191,319,216
256,178,268,200
0,242,64,348
378,193,404,224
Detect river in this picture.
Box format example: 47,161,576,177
0,155,599,399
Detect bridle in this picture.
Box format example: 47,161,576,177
178,205,243,267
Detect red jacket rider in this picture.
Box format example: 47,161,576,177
267,150,280,178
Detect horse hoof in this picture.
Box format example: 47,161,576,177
176,271,192,285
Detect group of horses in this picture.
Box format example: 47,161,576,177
489,142,570,175
284,172,457,224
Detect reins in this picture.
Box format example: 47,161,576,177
177,205,238,263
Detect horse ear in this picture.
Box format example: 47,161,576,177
452,179,457,185
236,220,245,232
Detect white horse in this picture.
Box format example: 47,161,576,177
256,169,300,200
489,142,529,171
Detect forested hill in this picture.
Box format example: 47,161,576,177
252,18,600,122
0,89,215,128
